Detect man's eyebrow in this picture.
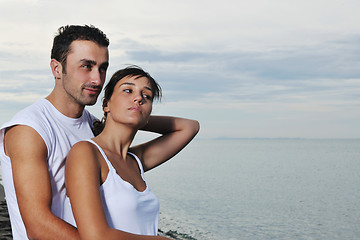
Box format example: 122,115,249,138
79,59,97,65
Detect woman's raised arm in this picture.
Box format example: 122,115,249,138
131,115,200,172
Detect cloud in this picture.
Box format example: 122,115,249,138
112,35,360,108
0,0,359,138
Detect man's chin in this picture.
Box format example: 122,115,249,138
85,101,97,106
83,97,99,106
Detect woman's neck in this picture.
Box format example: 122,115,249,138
93,123,137,160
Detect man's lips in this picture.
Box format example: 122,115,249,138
84,87,101,95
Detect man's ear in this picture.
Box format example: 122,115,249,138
50,59,63,79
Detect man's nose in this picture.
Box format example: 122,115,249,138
90,69,102,85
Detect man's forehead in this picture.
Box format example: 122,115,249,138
68,40,109,61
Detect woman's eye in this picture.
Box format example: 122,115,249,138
124,89,132,93
143,94,153,100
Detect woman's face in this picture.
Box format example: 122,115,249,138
104,75,153,128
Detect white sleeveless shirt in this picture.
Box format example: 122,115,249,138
0,99,95,240
63,140,159,235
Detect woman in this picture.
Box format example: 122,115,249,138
63,66,200,240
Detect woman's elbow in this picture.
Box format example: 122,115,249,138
189,119,200,137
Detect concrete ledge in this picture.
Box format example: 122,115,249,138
0,184,4,202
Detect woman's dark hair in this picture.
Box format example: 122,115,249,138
93,66,162,135
51,25,109,73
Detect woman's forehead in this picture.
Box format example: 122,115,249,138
117,75,151,88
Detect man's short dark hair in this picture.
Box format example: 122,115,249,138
51,25,109,73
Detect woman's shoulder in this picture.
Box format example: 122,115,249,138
71,140,97,153
67,140,100,165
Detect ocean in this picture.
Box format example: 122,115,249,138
1,139,359,239
145,139,360,240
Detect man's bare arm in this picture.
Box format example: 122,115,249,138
4,125,79,240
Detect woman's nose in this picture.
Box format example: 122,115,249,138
134,94,143,104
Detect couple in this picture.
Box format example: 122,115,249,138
0,25,199,239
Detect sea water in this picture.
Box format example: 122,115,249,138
1,139,359,239
145,139,360,240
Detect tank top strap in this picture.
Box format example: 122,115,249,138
85,139,114,172
85,140,143,175
127,152,145,175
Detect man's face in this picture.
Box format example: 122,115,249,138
61,40,109,106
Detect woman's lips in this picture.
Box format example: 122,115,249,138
128,106,141,112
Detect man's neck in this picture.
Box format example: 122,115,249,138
46,92,85,119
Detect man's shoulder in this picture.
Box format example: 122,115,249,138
0,99,52,155
3,99,50,125
0,99,56,139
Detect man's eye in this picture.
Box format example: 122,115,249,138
82,64,92,70
99,67,107,73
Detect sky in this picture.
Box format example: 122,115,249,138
0,0,359,139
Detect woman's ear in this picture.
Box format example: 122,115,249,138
103,99,110,113
50,59,63,80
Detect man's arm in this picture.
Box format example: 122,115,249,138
4,125,79,240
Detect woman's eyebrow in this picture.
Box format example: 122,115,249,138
119,82,153,91
144,86,152,91
119,82,135,87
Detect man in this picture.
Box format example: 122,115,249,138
0,25,110,239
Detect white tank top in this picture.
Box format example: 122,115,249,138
63,140,159,236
